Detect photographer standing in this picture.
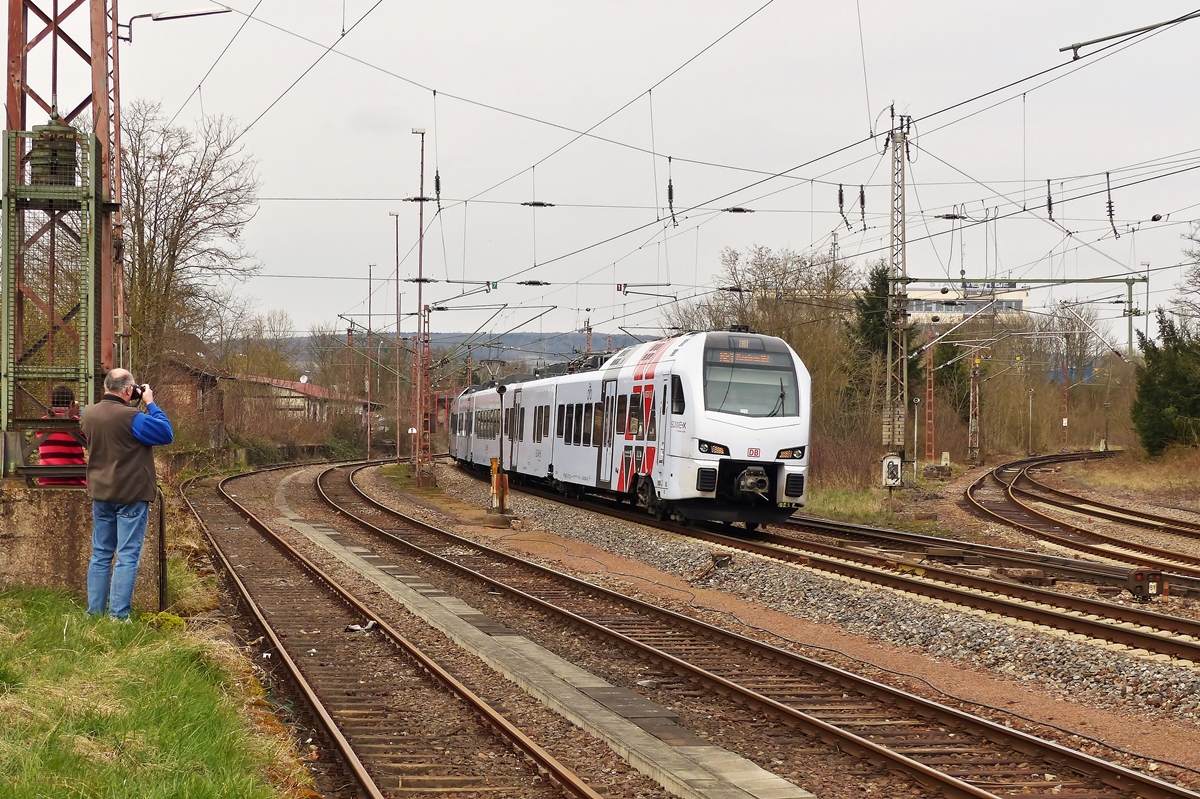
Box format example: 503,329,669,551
81,368,174,620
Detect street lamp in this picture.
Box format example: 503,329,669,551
118,6,231,42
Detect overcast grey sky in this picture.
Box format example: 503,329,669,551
109,1,1200,346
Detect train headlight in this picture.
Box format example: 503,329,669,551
698,440,729,456
776,446,806,459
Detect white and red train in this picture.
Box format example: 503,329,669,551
449,330,811,527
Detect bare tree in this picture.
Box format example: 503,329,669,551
239,310,300,379
1172,222,1200,319
122,99,260,375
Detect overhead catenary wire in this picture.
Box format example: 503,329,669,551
221,4,1198,342
231,0,388,145
166,0,265,128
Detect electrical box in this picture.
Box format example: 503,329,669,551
1126,567,1165,603
881,454,903,488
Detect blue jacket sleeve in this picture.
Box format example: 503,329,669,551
131,402,174,446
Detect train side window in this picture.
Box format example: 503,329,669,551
616,395,627,434
543,404,551,439
556,404,565,438
671,375,685,414
573,403,584,446
629,391,644,440
518,407,526,441
532,406,539,442
582,404,593,447
592,402,604,447
646,387,657,440
564,403,575,444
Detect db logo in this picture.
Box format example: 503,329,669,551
747,447,761,458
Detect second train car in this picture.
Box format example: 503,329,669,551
449,329,811,527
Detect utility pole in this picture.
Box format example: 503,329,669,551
967,351,981,464
882,114,912,478
924,331,935,464
405,128,436,485
390,211,402,464
415,129,426,482
366,263,373,462
1060,346,1070,452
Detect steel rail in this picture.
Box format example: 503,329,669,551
178,472,387,799
331,463,1199,799
786,515,1147,584
217,465,605,799
507,478,1200,662
969,460,1200,579
1014,469,1200,540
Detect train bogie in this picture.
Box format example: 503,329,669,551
450,330,810,526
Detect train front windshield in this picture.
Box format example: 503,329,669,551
703,348,799,417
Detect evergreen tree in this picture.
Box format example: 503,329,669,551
1132,309,1200,455
849,262,924,391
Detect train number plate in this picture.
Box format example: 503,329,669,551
747,447,761,458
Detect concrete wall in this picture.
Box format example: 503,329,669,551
0,480,162,614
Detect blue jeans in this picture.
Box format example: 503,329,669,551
87,500,150,619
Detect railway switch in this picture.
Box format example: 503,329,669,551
1125,568,1165,603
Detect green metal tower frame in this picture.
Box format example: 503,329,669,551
2,126,100,471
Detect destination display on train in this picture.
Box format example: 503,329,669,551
707,350,792,366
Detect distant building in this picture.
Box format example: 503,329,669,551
228,374,379,422
907,284,1027,324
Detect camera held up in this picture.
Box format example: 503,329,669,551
129,382,144,404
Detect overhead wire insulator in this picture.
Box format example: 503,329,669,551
859,184,866,231
667,156,677,228
1105,171,1119,239
838,184,852,231
1046,178,1054,222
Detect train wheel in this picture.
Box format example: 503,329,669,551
744,522,759,532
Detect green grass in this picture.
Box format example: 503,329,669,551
802,487,896,524
0,589,309,798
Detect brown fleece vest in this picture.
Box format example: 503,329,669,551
81,395,158,503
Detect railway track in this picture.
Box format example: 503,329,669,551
967,454,1200,580
491,469,1200,664
333,462,1199,798
182,469,604,799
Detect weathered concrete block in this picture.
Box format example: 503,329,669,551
0,480,161,614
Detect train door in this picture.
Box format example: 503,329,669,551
599,379,616,488
659,375,670,467
509,388,522,469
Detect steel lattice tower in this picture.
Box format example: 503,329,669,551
3,0,124,469
882,119,910,462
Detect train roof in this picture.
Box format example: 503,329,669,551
455,328,792,398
